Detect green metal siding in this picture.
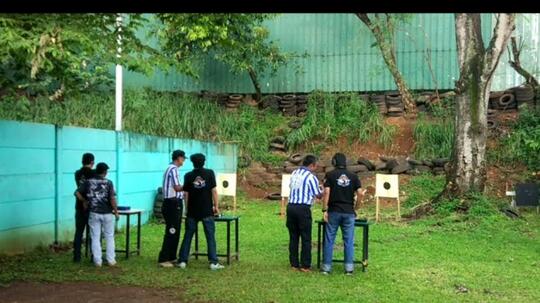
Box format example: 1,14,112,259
124,13,538,93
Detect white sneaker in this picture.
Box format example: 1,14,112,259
209,263,225,270
176,262,187,269
158,261,174,268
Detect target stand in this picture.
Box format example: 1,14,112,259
216,173,237,213
280,174,292,218
375,174,400,222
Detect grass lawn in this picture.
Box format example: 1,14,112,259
1,197,539,303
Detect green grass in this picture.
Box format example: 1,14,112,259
286,91,396,150
1,195,539,302
413,100,454,160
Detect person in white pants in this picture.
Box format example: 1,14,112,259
76,162,119,267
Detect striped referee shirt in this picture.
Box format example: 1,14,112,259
163,163,183,199
288,167,322,205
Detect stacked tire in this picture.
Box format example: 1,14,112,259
226,94,243,110
496,91,516,110
269,136,287,153
487,109,498,131
154,187,164,221
514,85,535,109
385,91,404,117
488,91,504,109
296,95,308,117
280,94,297,117
262,95,281,111
370,94,387,114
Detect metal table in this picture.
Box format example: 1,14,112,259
192,215,239,265
85,209,143,259
316,219,372,272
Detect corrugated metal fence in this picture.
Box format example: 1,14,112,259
0,119,237,254
123,13,540,93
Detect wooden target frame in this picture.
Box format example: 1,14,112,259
375,173,400,222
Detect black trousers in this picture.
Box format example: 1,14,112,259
286,204,312,268
158,198,183,263
73,208,89,261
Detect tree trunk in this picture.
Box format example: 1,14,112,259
247,67,262,104
440,13,515,199
356,13,417,115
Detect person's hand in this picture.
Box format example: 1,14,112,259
213,206,220,216
323,211,328,223
114,211,120,221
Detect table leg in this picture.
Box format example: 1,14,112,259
137,213,141,256
235,218,239,261
227,221,231,265
194,221,199,260
317,222,321,269
362,225,369,272
126,214,131,259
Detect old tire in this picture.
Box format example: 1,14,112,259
357,157,375,171
498,94,515,107
267,193,282,201
288,153,303,165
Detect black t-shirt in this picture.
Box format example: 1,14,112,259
183,168,217,220
74,167,94,211
324,168,361,214
77,176,116,214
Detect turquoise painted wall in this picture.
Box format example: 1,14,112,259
0,120,237,254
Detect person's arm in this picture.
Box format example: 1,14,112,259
322,187,330,222
173,168,183,192
76,180,89,210
212,188,219,216
110,182,119,219
312,176,323,200
354,188,366,212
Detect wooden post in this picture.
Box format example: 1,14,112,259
397,197,401,221
375,196,380,222
233,196,237,213
280,197,286,218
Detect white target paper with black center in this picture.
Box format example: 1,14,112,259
375,174,399,198
217,173,236,197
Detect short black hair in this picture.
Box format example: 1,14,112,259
190,153,206,169
302,155,318,167
82,153,95,165
95,162,109,175
172,150,186,161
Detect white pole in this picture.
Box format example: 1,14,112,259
115,14,123,131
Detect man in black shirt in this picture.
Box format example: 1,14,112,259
321,153,366,275
73,153,94,262
177,153,225,270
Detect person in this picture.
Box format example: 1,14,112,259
73,152,95,263
76,162,119,267
158,150,186,268
321,153,366,275
177,153,225,270
286,155,323,272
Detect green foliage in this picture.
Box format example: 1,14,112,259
0,14,153,98
154,14,299,93
413,101,454,159
489,108,540,171
0,89,287,166
286,91,396,150
403,174,446,208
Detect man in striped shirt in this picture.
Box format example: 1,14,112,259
158,150,186,267
287,154,323,272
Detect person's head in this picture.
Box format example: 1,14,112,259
190,153,206,169
302,154,318,172
95,162,109,177
172,150,186,167
82,153,95,168
332,153,347,168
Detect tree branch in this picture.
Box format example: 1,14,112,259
483,13,515,79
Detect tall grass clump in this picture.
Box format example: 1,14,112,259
413,100,454,159
489,108,540,171
286,91,396,149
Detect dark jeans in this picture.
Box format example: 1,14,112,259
286,204,312,269
158,198,183,263
178,216,218,264
73,208,89,261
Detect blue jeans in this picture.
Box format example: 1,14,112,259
322,212,355,272
178,216,218,264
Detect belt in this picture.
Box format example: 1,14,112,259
288,203,312,207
